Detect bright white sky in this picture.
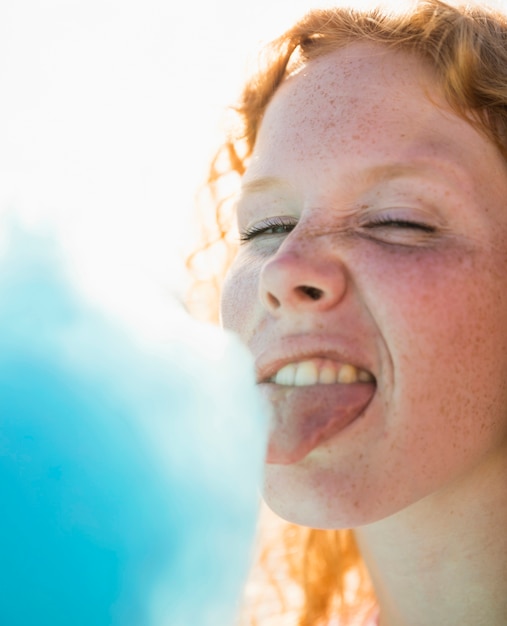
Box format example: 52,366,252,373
0,0,386,327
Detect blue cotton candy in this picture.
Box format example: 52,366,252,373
0,221,267,626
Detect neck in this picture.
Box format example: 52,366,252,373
354,451,507,626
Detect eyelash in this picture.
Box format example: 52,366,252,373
364,215,435,233
239,217,297,242
239,214,436,244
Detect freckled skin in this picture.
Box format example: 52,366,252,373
221,44,507,529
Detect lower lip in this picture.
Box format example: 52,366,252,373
260,382,376,465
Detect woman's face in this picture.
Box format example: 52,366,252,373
221,43,507,528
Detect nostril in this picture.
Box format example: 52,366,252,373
299,285,324,300
266,292,281,309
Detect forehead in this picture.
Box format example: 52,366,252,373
255,43,450,159
246,43,507,199
289,41,434,91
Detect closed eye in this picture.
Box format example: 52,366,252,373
364,216,435,232
359,213,439,246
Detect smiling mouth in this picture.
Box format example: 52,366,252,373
269,359,375,386
260,357,376,465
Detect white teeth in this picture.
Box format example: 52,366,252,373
294,361,319,386
319,361,337,384
274,363,296,386
271,360,374,386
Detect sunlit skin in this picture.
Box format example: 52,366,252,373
221,43,507,624
221,42,507,521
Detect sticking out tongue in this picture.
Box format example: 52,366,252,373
264,382,375,465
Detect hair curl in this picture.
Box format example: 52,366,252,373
189,1,507,623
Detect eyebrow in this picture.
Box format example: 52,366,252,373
240,176,293,195
240,159,465,197
354,158,470,192
359,163,425,182
347,162,444,191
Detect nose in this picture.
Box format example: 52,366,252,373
259,246,348,315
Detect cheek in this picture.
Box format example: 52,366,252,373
220,255,261,337
366,249,507,476
358,244,507,366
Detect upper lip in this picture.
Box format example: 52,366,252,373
254,335,377,384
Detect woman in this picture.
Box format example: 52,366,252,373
196,1,507,623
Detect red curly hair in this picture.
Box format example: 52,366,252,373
189,1,507,624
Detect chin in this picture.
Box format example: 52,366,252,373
263,476,373,530
262,463,416,529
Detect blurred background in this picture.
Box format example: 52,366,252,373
0,0,348,328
